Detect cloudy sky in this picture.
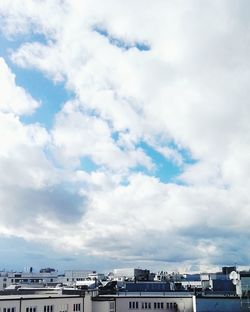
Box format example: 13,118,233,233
0,0,250,273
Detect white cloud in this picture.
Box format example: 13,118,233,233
1,0,250,269
0,58,39,115
52,100,153,171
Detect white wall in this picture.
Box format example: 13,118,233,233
84,293,93,312
115,296,193,312
92,301,112,312
0,295,85,312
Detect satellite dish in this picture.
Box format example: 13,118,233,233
229,271,239,286
232,279,239,286
229,271,238,280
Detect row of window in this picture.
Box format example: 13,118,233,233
10,279,54,283
128,301,178,310
0,305,77,312
1,307,16,312
26,307,36,312
44,306,53,312
73,304,81,312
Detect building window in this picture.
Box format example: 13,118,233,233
44,306,53,312
2,308,15,312
26,307,37,312
129,302,139,310
59,304,68,312
109,302,115,312
73,304,80,312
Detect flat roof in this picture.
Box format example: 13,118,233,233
0,294,83,301
99,292,194,298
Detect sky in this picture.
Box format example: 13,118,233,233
0,0,250,274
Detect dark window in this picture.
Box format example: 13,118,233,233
160,303,163,309
148,303,151,309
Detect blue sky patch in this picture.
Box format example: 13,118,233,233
93,26,150,51
136,142,182,183
16,68,72,129
79,156,99,173
0,33,72,129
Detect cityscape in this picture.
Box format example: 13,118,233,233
0,265,249,311
1,0,250,311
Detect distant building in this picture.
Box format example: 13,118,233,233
113,268,154,282
222,266,236,275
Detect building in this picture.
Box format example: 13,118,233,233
0,270,106,291
113,269,154,282
0,293,90,312
0,286,244,312
94,292,195,312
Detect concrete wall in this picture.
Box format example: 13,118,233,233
83,293,92,312
92,301,113,312
115,296,194,312
0,296,85,312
